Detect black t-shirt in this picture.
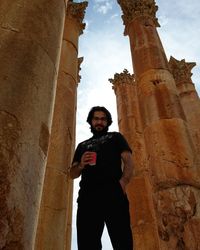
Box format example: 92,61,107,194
72,132,132,192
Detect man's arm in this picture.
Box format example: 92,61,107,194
69,161,84,179
69,151,96,179
120,151,134,193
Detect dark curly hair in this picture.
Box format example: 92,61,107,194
86,106,113,126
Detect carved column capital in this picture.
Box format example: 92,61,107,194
109,69,135,91
169,56,196,85
66,1,88,35
117,0,160,35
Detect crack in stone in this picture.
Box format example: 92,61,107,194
1,24,20,33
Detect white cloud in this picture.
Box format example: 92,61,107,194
110,13,119,20
156,0,200,93
93,0,113,14
97,2,112,14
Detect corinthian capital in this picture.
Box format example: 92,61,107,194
169,56,196,85
109,69,135,87
66,1,88,35
117,0,159,34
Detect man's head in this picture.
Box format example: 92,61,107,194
87,106,112,135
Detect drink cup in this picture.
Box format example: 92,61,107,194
89,152,97,166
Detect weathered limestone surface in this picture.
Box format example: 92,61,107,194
35,1,87,250
0,0,65,249
118,0,168,75
117,0,200,249
109,69,148,175
129,176,161,249
1,0,199,249
110,69,160,250
169,56,200,158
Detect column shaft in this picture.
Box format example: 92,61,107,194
110,70,159,249
128,17,169,76
118,0,200,249
169,56,200,157
0,0,65,249
110,70,148,175
34,2,87,250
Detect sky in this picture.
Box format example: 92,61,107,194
71,0,200,249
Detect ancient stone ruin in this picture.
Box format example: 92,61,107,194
0,0,200,249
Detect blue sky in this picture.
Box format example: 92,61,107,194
71,0,200,249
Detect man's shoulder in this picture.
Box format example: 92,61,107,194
108,131,123,137
77,132,123,146
109,131,129,143
78,137,93,146
100,131,120,139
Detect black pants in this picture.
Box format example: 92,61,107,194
76,183,133,250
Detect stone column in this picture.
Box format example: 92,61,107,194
118,0,200,249
110,70,159,249
169,56,200,155
110,69,159,248
0,1,65,249
35,2,87,250
109,69,148,174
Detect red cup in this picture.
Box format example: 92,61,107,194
89,152,97,166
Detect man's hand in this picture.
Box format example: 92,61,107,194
80,151,96,168
69,151,96,179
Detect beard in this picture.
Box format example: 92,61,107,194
90,125,109,136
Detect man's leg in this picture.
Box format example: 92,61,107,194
105,184,133,250
76,198,105,250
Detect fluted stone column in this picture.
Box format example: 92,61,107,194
0,1,65,249
109,69,148,174
110,70,159,248
118,0,200,249
169,56,200,156
35,2,87,250
110,69,159,249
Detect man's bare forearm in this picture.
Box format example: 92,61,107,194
120,151,134,186
70,151,96,179
69,162,84,179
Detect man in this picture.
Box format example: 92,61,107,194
70,106,134,250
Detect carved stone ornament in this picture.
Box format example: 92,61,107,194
155,186,199,249
66,1,88,35
109,69,135,86
117,0,160,35
77,57,84,83
169,56,196,85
